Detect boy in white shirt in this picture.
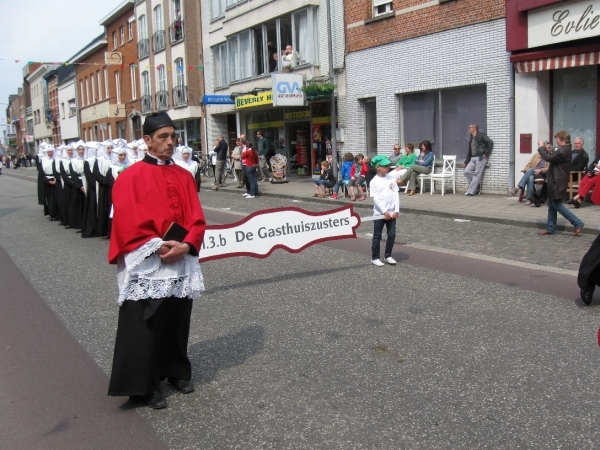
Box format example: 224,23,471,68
369,155,399,266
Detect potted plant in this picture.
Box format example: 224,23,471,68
301,82,336,101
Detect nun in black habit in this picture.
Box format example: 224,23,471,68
94,140,115,237
68,144,87,230
52,145,68,226
81,142,99,238
59,144,76,228
40,145,58,220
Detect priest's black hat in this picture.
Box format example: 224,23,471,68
143,111,175,135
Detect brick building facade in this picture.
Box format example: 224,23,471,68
135,0,204,152
73,0,141,143
7,92,25,156
43,70,62,146
343,0,510,194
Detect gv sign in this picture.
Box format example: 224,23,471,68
271,73,305,106
528,0,600,48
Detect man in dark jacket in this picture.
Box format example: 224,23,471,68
463,124,493,196
213,134,229,189
571,137,589,172
537,130,584,236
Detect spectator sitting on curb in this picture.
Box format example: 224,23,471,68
364,155,377,187
329,153,354,199
509,141,549,204
393,143,418,179
397,140,434,196
348,153,367,201
567,154,600,208
312,160,335,198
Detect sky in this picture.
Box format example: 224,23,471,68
1,0,124,120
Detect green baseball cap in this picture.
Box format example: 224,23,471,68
370,155,392,167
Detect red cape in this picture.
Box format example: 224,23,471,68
108,159,206,264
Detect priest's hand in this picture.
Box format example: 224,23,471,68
159,241,190,264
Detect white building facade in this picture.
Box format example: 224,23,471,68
28,64,59,151
201,0,346,177
57,66,80,144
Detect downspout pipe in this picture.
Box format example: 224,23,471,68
509,63,515,190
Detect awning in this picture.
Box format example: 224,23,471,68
514,51,600,73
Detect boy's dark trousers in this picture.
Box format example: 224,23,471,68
372,218,396,260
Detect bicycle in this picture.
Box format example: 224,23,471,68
225,159,237,181
198,159,214,178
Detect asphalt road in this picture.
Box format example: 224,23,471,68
1,172,599,449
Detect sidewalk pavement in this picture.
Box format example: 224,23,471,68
208,175,600,235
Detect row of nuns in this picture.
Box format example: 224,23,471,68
37,139,201,237
37,139,144,237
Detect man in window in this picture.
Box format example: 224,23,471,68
463,124,493,196
281,45,299,72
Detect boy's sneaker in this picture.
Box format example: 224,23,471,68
242,193,250,197
384,257,397,265
371,259,384,267
330,193,338,199
246,195,255,199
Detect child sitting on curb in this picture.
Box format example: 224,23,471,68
330,153,354,199
369,155,399,267
312,161,336,198
348,153,367,201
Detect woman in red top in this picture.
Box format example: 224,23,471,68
241,142,259,198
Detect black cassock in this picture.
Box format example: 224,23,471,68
578,234,600,293
68,160,86,230
52,160,67,225
94,160,113,237
81,160,98,238
59,161,74,228
108,298,193,396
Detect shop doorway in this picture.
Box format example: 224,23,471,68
286,121,311,176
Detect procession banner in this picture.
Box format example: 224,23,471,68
198,205,361,262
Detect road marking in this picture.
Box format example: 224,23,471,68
406,243,578,276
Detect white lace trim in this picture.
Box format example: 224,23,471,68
116,249,205,305
124,238,162,275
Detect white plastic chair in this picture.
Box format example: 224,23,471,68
416,155,435,194
430,155,457,195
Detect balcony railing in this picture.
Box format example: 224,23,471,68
138,38,149,59
152,30,165,53
169,20,184,45
172,85,188,107
141,95,153,114
156,91,169,111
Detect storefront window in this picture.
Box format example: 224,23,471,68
553,66,597,159
187,119,201,153
402,85,486,160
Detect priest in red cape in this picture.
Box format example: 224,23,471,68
107,111,206,409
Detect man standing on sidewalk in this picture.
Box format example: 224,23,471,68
256,130,271,182
213,134,228,190
463,124,493,196
537,131,584,236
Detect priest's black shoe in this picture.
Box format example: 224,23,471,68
168,377,195,394
145,390,167,409
580,287,594,306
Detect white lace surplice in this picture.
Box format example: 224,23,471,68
116,238,205,305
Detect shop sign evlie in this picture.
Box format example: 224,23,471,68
528,0,600,48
